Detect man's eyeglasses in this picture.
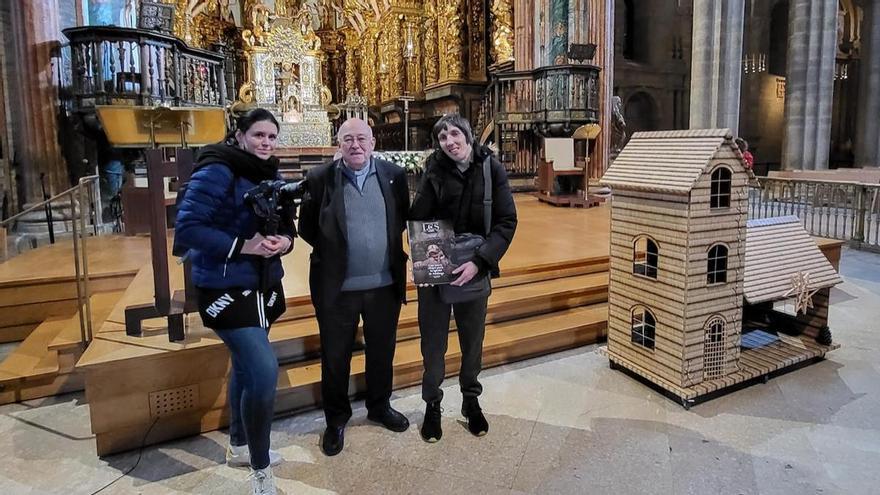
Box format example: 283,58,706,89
341,136,370,147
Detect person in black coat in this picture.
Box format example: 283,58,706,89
409,113,518,442
298,118,410,456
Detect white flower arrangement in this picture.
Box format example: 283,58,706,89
374,150,432,173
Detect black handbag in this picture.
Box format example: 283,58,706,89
438,156,493,304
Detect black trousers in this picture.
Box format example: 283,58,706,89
417,286,489,404
316,285,401,428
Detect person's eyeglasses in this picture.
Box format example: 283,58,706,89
342,136,369,147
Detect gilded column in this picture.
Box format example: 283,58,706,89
388,16,404,99
439,0,465,81
490,0,515,64
468,0,486,79
343,30,359,97
363,30,379,103
7,0,67,201
782,0,837,170
423,1,439,85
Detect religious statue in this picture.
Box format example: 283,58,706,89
119,0,138,28
219,0,235,24
423,1,439,84
610,95,627,157
243,0,272,48
490,0,514,63
275,0,292,18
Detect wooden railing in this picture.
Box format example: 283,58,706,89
749,178,880,251
62,26,226,111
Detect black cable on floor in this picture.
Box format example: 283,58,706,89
89,416,160,495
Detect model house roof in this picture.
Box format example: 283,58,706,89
744,216,843,304
601,129,747,194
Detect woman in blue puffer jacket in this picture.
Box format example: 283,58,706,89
175,108,294,495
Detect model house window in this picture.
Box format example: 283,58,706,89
710,167,732,208
631,307,656,349
703,316,726,380
707,244,728,284
633,236,658,278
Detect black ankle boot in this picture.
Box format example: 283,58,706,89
462,398,488,436
420,401,442,443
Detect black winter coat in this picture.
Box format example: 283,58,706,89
298,158,410,309
409,145,517,277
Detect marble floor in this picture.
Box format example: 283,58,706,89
0,247,878,495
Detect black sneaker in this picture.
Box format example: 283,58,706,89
367,406,410,432
462,398,488,436
420,400,442,443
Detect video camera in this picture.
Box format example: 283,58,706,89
243,179,306,235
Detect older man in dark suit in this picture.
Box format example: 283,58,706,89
298,118,410,456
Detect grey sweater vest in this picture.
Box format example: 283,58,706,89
341,172,392,291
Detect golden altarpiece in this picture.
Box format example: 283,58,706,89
55,0,612,201
69,0,610,169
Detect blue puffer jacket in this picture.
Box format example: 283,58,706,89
175,163,288,289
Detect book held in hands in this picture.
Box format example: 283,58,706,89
407,220,458,285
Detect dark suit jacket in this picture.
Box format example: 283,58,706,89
298,158,410,310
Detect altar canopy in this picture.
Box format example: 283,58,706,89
241,1,333,146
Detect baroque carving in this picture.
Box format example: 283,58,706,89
387,17,404,99
438,0,465,81
469,0,485,77
363,30,379,104
243,0,272,48
490,0,514,63
423,0,439,84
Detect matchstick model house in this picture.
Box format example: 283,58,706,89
600,129,841,407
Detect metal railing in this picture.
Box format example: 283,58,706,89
748,177,880,251
0,176,100,345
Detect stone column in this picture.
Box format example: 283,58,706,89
513,0,534,71
0,1,14,208
782,0,837,170
7,0,67,203
855,0,880,168
587,0,613,176
689,0,745,133
547,0,569,66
